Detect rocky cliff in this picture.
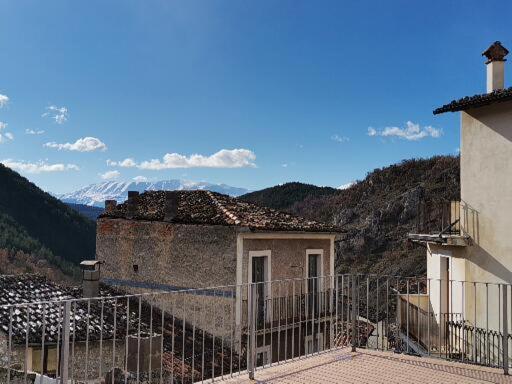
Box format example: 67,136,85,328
241,156,460,276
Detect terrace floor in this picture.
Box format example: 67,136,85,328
223,348,512,384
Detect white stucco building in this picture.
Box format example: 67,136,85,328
408,41,512,357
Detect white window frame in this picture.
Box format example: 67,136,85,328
255,344,271,367
248,250,272,283
304,333,324,354
248,250,272,323
305,249,324,293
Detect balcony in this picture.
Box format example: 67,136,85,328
408,200,470,246
0,274,511,383
222,348,510,384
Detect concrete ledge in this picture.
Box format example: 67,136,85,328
408,233,470,247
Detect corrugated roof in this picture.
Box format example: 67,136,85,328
99,190,340,233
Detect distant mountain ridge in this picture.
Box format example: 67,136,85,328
60,180,250,207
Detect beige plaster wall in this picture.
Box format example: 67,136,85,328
426,102,512,334
461,102,512,285
241,237,332,291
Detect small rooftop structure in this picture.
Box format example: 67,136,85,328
79,260,103,270
482,41,509,64
100,190,340,233
80,259,104,298
434,41,511,114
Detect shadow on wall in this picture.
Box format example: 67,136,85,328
468,101,512,144
460,200,479,244
466,245,512,284
461,201,512,284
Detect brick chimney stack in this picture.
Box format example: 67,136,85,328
483,41,509,93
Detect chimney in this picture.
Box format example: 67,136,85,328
127,191,139,219
80,260,103,298
164,191,179,222
483,41,509,93
104,199,117,213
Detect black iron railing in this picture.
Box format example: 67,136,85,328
415,200,461,235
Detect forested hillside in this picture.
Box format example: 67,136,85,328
66,203,103,221
241,182,339,211
0,164,96,280
240,156,460,276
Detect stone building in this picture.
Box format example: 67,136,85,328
97,190,341,365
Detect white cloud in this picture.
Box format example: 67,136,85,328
368,121,442,141
42,105,68,124
25,129,45,135
1,159,79,174
107,158,136,167
133,175,148,183
44,137,107,152
109,149,257,170
0,122,14,143
338,181,355,190
281,163,288,168
0,94,9,108
331,134,350,143
100,170,121,180
367,127,377,137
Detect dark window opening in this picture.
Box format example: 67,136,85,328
252,256,266,326
133,264,139,273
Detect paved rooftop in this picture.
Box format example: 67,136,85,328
224,348,512,384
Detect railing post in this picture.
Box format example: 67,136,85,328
503,284,509,375
248,284,256,380
60,301,71,384
351,275,357,352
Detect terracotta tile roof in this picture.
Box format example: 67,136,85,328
100,190,340,233
433,87,512,114
0,275,148,344
0,275,240,381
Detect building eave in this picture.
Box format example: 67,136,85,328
433,87,512,114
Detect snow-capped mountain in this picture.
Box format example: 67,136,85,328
59,180,250,207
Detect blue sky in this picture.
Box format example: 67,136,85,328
0,1,510,194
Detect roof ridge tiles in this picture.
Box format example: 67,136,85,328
100,189,340,233
206,191,242,225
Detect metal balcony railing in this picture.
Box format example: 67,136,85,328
0,274,511,383
415,200,461,236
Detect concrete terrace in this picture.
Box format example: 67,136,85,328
223,348,512,384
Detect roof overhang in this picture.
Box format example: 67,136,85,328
433,88,512,114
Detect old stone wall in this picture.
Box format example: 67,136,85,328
97,219,238,290
97,219,238,336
